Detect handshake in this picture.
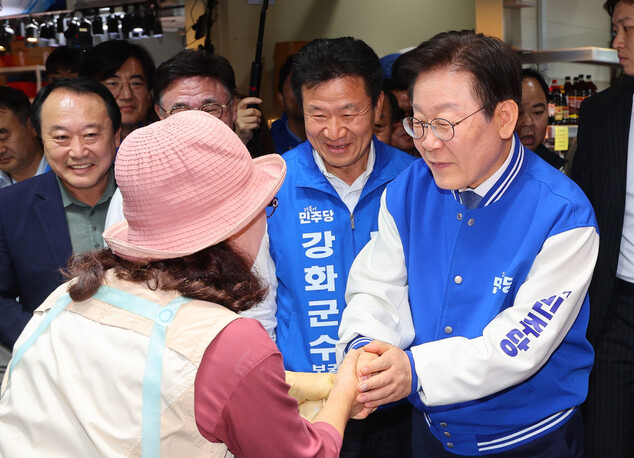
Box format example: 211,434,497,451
285,341,413,422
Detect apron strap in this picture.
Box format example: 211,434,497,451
92,285,191,458
5,284,192,458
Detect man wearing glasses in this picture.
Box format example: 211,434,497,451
104,50,239,228
79,40,156,142
105,49,243,230
153,50,238,127
338,31,598,457
104,49,280,338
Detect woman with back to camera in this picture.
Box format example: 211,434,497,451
0,110,369,457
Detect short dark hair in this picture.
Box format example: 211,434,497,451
0,86,31,125
522,68,549,100
291,37,383,109
78,40,155,90
277,54,296,94
31,77,122,136
400,30,522,119
383,88,399,125
389,51,414,92
45,46,82,75
153,49,237,106
604,0,634,16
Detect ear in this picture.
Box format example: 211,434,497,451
495,99,519,140
114,127,122,149
276,91,284,107
154,104,167,120
373,91,385,124
26,117,37,137
230,95,239,124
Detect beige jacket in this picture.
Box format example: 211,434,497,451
0,271,238,457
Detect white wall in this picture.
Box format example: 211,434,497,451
506,0,613,89
182,0,617,113
204,0,477,113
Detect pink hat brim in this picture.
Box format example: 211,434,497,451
103,153,286,262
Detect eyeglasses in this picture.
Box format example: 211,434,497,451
403,106,485,141
266,197,278,219
102,79,148,96
161,102,230,118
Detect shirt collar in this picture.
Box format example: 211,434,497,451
0,154,48,189
58,167,117,209
452,134,524,208
311,140,376,187
0,170,13,189
36,154,49,175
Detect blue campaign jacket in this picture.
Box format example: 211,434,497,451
268,138,416,372
386,138,597,454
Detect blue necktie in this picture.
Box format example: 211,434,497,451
461,189,482,210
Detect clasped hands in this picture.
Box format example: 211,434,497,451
352,340,412,415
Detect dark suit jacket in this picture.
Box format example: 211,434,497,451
571,76,634,346
0,171,72,348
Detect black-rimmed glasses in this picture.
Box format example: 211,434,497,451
403,106,485,141
266,197,278,218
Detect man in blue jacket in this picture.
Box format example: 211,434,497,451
266,37,417,456
338,31,599,457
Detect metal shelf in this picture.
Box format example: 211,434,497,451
518,47,618,66
0,65,46,92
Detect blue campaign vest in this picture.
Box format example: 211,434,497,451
268,138,416,372
386,139,597,455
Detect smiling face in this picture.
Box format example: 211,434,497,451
101,57,151,133
41,89,119,206
0,107,42,182
516,76,548,151
156,76,237,127
412,68,516,190
613,1,634,76
302,75,383,185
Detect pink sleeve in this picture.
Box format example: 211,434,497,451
194,318,343,457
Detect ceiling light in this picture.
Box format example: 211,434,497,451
91,14,104,36
25,19,39,48
0,22,14,53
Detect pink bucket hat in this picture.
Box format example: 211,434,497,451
103,110,286,262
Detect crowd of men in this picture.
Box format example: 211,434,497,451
0,0,632,456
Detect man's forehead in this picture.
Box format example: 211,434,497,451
0,106,14,120
0,106,25,127
41,89,111,125
302,81,372,110
165,76,229,98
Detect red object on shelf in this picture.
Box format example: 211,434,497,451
6,82,38,99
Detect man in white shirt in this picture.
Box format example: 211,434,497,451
265,37,417,457
104,49,279,337
571,1,634,456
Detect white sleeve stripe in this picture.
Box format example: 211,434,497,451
477,408,575,452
